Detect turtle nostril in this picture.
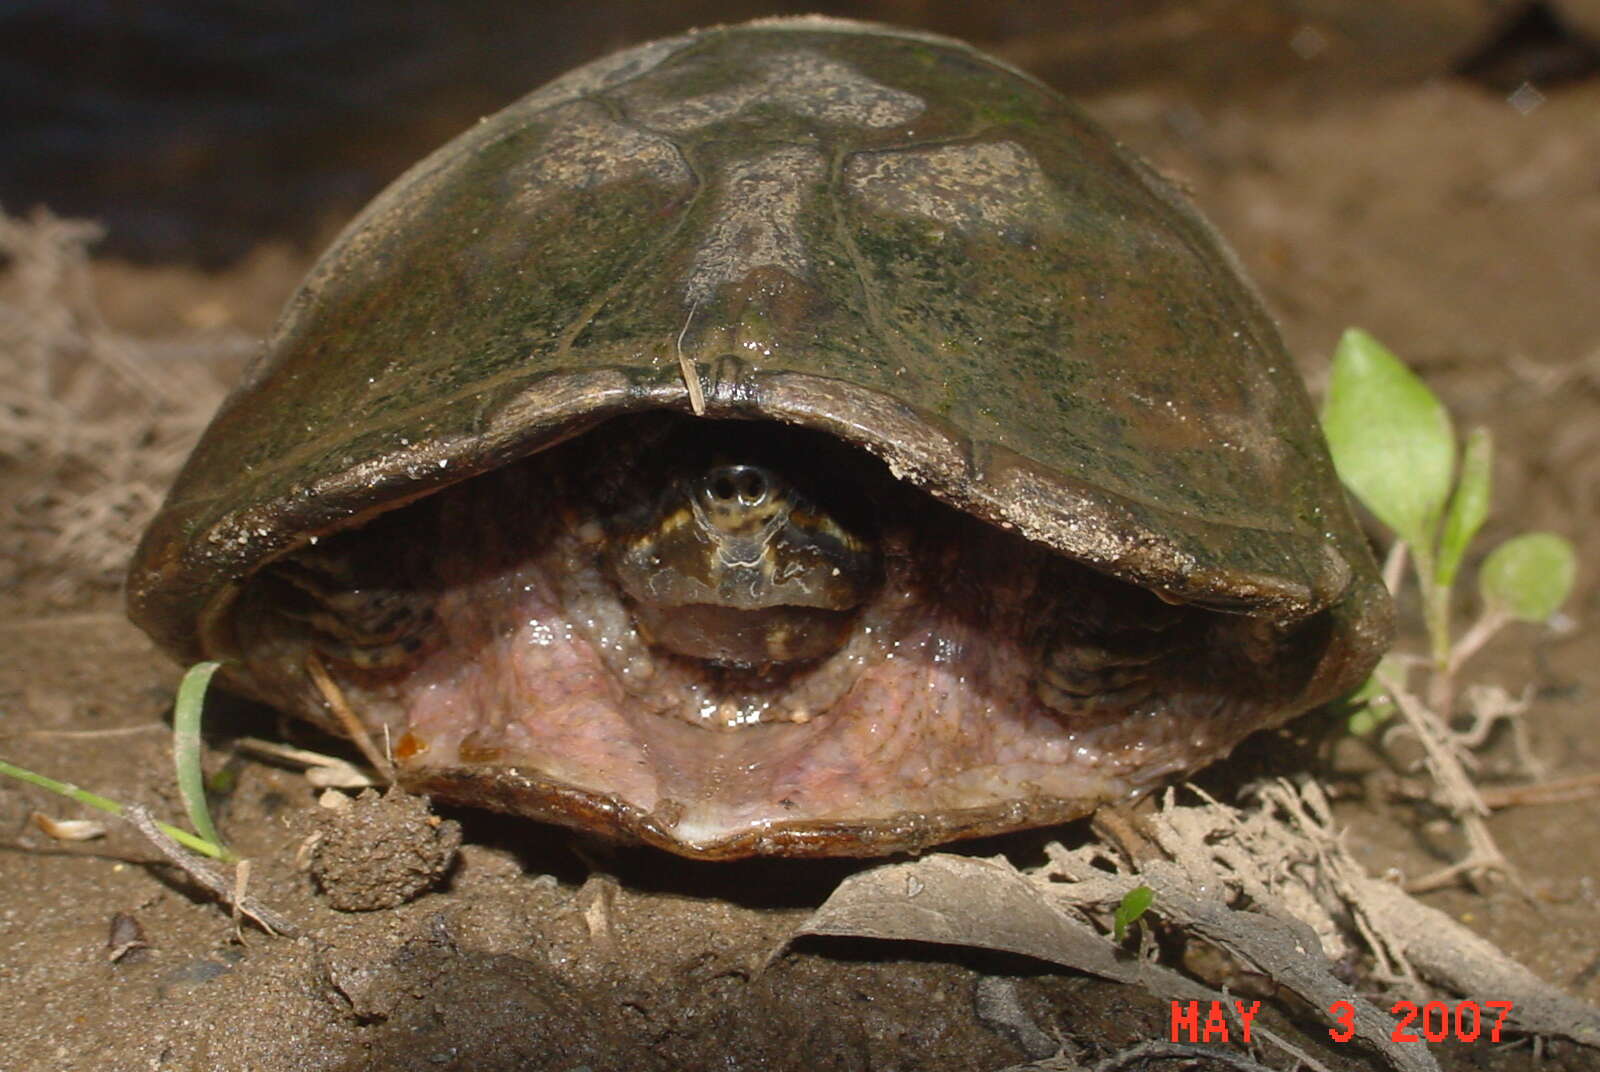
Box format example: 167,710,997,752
703,465,772,509
737,470,766,504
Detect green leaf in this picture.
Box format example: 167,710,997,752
1342,671,1386,706
1347,701,1394,738
1340,675,1389,735
1113,885,1155,942
206,766,239,795
1436,427,1491,589
1321,329,1456,549
1479,532,1577,622
1340,658,1404,736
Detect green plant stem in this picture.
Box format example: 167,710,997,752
1411,542,1460,717
0,756,232,860
1448,608,1510,678
1412,544,1453,670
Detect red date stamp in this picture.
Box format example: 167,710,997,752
1329,999,1515,1044
1170,999,1515,1047
1168,1000,1262,1044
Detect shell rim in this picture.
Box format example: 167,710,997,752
128,365,1359,668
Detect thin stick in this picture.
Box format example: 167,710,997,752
7,723,168,740
233,737,377,787
1089,1040,1289,1072
1382,540,1409,599
125,805,297,937
0,612,129,633
231,859,253,942
305,652,394,783
1377,669,1523,895
676,302,706,416
1478,772,1600,809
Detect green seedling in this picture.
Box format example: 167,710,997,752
1113,884,1155,942
0,660,233,861
1322,328,1577,891
1322,328,1575,707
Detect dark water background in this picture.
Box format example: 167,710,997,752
3,0,1595,264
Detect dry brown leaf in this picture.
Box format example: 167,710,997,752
793,853,1437,1072
799,855,1212,1001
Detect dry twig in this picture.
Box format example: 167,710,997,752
1376,668,1523,894
123,804,297,938
305,651,395,784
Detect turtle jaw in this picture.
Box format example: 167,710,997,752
620,602,865,677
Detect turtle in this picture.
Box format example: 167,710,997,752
127,15,1392,859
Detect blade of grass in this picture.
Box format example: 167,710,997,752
173,661,227,854
0,754,230,859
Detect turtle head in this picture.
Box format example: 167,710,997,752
606,434,880,668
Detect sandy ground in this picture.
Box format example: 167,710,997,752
4,54,1600,1072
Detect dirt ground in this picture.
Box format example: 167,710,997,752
4,16,1600,1072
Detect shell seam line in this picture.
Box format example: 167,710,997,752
546,99,707,366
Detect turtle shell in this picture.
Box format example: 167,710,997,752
127,16,1391,857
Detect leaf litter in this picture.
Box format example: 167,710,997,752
792,779,1600,1071
0,207,228,591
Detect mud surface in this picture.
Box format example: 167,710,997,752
4,17,1600,1072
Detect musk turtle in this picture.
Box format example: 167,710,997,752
127,16,1391,859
